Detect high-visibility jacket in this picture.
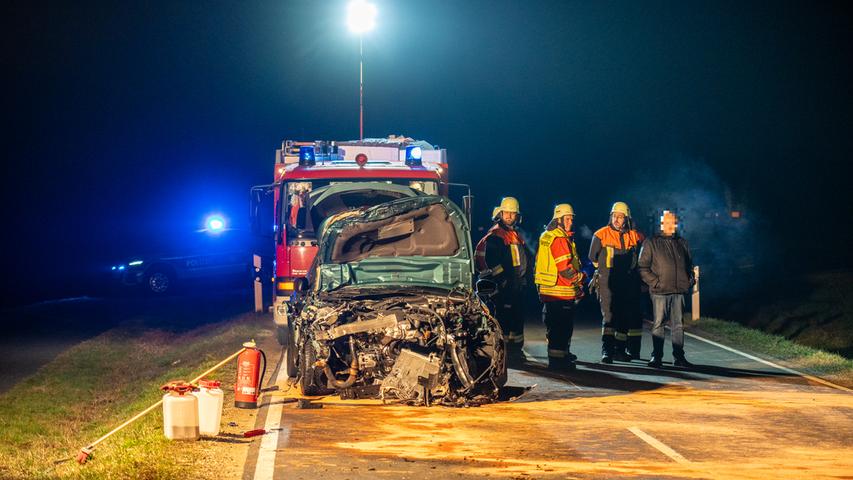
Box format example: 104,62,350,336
589,225,644,275
475,223,528,289
535,227,583,301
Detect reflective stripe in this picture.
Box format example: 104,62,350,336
510,244,521,267
615,332,628,341
538,284,580,298
548,349,566,358
492,265,504,275
602,327,615,335
553,254,572,264
628,329,643,337
606,246,614,268
507,332,525,343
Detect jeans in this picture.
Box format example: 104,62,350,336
650,293,685,358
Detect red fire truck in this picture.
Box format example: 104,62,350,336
252,136,464,343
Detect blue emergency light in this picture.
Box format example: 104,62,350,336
299,146,316,166
404,146,423,166
205,215,226,233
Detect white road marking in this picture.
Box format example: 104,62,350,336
253,357,291,480
627,426,690,464
684,331,852,393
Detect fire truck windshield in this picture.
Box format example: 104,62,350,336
282,180,437,240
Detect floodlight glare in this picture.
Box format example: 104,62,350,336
347,0,377,34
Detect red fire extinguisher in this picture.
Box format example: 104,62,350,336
235,340,266,409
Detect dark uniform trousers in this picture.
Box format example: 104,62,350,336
542,300,576,356
599,273,643,357
496,288,525,347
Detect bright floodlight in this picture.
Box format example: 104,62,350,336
347,0,377,34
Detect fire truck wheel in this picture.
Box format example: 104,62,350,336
145,269,173,295
276,325,289,346
285,327,298,379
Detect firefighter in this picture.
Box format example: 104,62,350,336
475,197,531,354
589,201,645,363
534,204,585,370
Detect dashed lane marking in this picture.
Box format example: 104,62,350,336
253,355,291,480
627,426,691,464
685,331,852,393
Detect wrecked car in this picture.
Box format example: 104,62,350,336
285,195,506,406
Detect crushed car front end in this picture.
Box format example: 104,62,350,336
292,195,506,406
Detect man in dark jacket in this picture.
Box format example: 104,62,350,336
637,210,695,368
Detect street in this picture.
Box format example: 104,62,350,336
244,304,853,480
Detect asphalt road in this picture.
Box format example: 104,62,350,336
244,303,853,480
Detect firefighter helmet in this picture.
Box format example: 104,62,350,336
498,197,520,214
552,203,575,220
611,201,631,217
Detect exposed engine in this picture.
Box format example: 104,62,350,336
293,288,506,406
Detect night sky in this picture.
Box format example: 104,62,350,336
3,1,852,306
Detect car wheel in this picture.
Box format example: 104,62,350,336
145,270,172,294
299,343,323,396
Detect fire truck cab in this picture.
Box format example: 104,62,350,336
260,136,453,340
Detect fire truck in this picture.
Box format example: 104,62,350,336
252,136,466,344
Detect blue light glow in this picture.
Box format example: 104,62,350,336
406,146,422,160
299,146,316,165
404,146,423,166
118,265,126,271
128,260,144,266
205,215,226,233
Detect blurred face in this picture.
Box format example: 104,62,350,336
610,212,626,229
501,211,518,226
661,212,678,235
561,215,574,232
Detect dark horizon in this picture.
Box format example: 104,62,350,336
3,0,852,308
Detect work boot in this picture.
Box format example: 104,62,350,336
613,350,632,362
627,350,641,361
566,351,578,361
548,357,577,371
601,354,613,364
674,357,694,369
647,357,663,368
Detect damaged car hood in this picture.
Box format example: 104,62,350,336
315,196,473,292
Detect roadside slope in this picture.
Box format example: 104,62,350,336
0,312,274,479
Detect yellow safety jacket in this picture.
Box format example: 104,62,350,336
535,228,583,300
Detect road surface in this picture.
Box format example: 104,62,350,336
244,303,853,480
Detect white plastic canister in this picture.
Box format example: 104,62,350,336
194,379,224,436
162,382,199,440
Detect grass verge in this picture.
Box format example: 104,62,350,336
687,316,853,388
0,313,274,479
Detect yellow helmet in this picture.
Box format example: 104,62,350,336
498,197,520,214
552,203,575,220
611,201,631,217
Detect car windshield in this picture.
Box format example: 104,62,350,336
283,180,436,239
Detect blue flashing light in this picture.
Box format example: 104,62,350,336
405,146,423,166
111,266,117,271
205,214,226,233
118,265,126,271
128,260,144,266
299,146,316,166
